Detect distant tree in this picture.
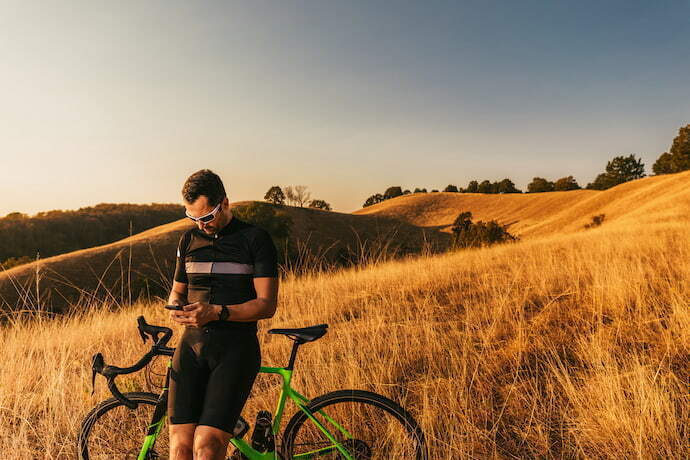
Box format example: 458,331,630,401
527,177,555,193
477,180,493,194
587,154,646,190
584,214,606,229
403,189,411,194
383,186,404,200
443,184,459,192
496,178,521,194
652,124,690,174
285,185,311,207
431,189,439,192
465,180,479,193
652,152,675,175
413,187,427,193
363,193,385,207
450,211,517,248
308,199,331,211
553,176,581,191
264,186,285,205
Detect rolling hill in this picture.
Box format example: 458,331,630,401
1,170,688,314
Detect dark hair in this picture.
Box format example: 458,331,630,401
182,169,226,206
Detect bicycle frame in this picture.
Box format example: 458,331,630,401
137,361,357,460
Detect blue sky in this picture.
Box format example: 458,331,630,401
1,0,688,215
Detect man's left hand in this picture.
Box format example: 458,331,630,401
170,301,219,328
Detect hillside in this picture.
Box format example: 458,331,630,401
0,203,184,267
0,202,444,313
1,171,688,313
0,210,687,458
354,170,690,237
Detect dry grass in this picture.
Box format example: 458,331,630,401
0,213,687,459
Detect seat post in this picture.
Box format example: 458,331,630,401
286,340,302,370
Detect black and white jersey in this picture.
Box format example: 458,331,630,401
173,216,278,330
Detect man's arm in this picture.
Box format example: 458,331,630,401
168,280,188,307
170,277,278,327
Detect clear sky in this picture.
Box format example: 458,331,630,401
1,0,688,216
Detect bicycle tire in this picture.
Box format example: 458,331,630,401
281,389,428,460
78,391,168,460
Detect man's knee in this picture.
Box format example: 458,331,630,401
170,423,196,460
194,425,231,460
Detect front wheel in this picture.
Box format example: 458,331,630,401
78,392,169,460
281,390,428,460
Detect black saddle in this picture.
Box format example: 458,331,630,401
268,324,328,343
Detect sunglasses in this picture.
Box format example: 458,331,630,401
185,202,222,224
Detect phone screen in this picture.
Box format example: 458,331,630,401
164,304,184,311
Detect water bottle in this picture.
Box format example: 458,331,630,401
250,410,275,453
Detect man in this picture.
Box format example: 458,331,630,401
167,169,279,460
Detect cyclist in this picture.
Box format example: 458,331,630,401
167,169,279,460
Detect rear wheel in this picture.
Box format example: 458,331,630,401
78,392,169,460
281,390,427,459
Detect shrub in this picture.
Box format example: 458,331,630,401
450,211,517,248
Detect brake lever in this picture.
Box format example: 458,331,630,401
137,317,148,344
91,353,104,395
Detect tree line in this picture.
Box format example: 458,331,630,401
0,203,184,269
264,185,332,211
363,123,690,207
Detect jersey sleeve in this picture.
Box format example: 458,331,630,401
251,229,278,278
173,232,189,284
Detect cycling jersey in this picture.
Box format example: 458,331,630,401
169,215,278,433
172,216,279,332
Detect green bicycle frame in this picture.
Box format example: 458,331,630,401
137,362,357,460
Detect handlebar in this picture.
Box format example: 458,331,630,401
91,315,174,409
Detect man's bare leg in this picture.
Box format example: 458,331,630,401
170,423,196,460
194,425,232,460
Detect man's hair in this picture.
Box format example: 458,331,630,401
182,169,226,206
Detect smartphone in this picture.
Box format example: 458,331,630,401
165,304,184,311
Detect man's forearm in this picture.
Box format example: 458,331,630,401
212,298,276,322
168,290,187,306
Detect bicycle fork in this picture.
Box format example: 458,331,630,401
137,360,171,460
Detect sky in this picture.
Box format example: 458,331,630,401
1,0,688,216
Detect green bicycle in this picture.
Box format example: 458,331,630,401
78,316,428,459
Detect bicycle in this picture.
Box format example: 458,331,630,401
78,316,428,459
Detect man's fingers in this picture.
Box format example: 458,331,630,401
183,303,199,311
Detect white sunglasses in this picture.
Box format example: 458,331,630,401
185,202,222,224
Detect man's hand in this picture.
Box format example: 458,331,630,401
169,301,220,328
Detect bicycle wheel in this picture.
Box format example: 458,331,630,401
281,390,427,460
78,392,169,460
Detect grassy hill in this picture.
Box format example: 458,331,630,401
1,171,689,314
0,201,687,458
355,170,690,237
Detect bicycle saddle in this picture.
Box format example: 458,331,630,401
268,324,328,343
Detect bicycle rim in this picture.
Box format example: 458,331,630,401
78,392,169,460
282,390,427,460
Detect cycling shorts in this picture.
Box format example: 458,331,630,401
168,322,261,434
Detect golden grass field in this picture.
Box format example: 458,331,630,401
0,172,689,458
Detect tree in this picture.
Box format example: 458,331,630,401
553,176,581,191
403,189,411,194
383,186,403,200
443,184,459,192
413,187,427,193
496,178,521,194
264,186,285,205
527,177,555,193
587,154,645,190
284,185,311,207
465,180,479,193
652,124,690,174
363,193,384,207
477,180,493,194
308,199,332,211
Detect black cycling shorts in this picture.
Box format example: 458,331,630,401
168,322,261,434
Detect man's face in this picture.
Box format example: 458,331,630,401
184,195,227,235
